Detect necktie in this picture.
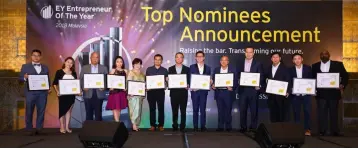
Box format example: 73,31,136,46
33,64,41,66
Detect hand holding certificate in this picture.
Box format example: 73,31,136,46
128,81,146,96
265,79,288,96
28,75,50,90
190,74,211,90
107,75,126,90
59,79,81,95
146,75,165,89
84,74,105,89
214,73,233,87
292,78,316,95
168,74,187,89
240,72,260,87
317,73,340,88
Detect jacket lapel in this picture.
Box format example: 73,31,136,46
250,59,256,73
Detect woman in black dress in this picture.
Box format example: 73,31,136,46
53,57,78,134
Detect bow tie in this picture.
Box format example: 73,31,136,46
33,64,41,66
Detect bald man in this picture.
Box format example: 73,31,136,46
312,50,348,136
80,52,108,121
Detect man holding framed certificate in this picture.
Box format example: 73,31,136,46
189,51,211,132
145,54,168,131
236,47,264,133
312,51,348,136
212,55,237,132
264,52,291,123
19,49,51,135
168,52,190,132
80,52,108,121
289,53,313,136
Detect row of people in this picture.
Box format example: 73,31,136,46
19,48,348,136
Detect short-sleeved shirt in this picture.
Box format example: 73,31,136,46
146,66,168,77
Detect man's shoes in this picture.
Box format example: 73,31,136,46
226,128,232,132
148,126,156,131
173,127,178,132
332,132,342,136
35,129,42,135
216,128,224,132
305,130,311,136
249,128,256,133
239,128,247,133
193,127,199,132
201,127,207,132
180,128,186,132
158,126,164,131
24,130,36,136
319,131,326,136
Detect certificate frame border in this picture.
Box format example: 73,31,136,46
265,79,288,96
214,73,234,88
168,74,188,89
239,72,260,87
83,73,106,89
292,78,316,95
146,75,166,90
316,73,340,89
58,79,81,95
190,74,211,90
106,74,126,90
127,80,146,97
27,74,50,91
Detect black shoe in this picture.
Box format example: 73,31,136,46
193,127,199,132
173,127,179,132
35,129,42,135
319,131,326,136
332,132,342,136
226,128,232,132
180,128,186,132
239,128,247,133
201,127,207,132
249,128,256,132
216,128,224,132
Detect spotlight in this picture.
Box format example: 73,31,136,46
151,49,155,53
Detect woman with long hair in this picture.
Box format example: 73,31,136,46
127,58,145,131
106,56,128,122
53,57,78,133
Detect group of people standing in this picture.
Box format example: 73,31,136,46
19,47,348,137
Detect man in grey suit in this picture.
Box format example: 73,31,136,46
80,52,108,121
19,49,51,135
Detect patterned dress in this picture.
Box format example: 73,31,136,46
127,70,145,127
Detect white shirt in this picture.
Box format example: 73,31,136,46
220,67,228,73
272,63,280,77
244,59,253,72
320,60,331,72
198,64,204,74
63,74,74,79
91,64,99,73
295,65,303,78
32,62,41,74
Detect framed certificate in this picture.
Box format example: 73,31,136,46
107,75,126,90
292,78,316,95
214,73,233,87
128,81,146,96
316,73,340,88
83,74,105,89
240,72,260,87
28,74,50,91
190,74,211,90
59,79,81,95
265,79,288,96
146,75,165,89
168,74,187,89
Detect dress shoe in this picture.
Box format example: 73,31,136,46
332,132,342,136
158,126,165,131
226,128,232,132
35,129,43,135
173,127,178,132
180,128,186,132
319,131,326,136
193,127,199,132
239,128,247,133
148,126,156,131
305,130,311,136
216,128,224,132
201,127,207,132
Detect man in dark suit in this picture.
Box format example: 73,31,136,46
80,52,108,121
264,52,291,123
212,55,237,132
189,51,211,132
168,52,190,132
19,49,51,135
237,47,264,133
312,50,348,136
289,53,313,136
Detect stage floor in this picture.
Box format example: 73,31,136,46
1,129,358,148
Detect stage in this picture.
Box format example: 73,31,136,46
1,129,358,148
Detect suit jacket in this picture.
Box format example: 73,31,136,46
264,63,292,95
289,64,312,95
212,66,238,100
189,63,211,94
80,64,108,99
237,58,264,94
168,64,190,98
312,60,349,99
19,63,50,95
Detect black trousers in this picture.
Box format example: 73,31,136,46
316,98,339,133
147,90,165,127
267,95,290,122
171,96,188,129
84,91,103,121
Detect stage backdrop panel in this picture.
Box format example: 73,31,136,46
26,0,342,128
